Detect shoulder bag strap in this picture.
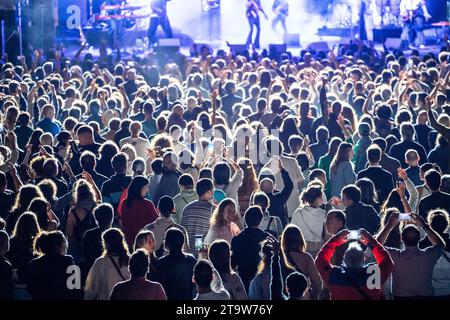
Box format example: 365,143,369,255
109,256,127,281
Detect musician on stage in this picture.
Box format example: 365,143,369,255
246,0,268,49
271,0,289,35
0,0,16,62
202,0,221,41
399,0,431,49
148,0,173,47
103,0,126,50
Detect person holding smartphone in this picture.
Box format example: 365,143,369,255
315,228,393,300
377,210,445,299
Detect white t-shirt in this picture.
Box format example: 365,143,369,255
120,137,151,160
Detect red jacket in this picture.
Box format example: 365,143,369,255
121,199,158,247
315,236,394,300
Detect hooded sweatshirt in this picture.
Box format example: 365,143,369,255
291,205,326,243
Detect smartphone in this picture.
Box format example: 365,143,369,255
207,143,214,153
195,235,203,251
348,230,359,241
399,213,411,222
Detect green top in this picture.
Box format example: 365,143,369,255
318,154,333,199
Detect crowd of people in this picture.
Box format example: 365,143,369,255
0,39,450,300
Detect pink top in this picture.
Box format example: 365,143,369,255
205,222,241,245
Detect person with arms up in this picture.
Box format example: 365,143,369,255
377,211,445,299
315,228,394,300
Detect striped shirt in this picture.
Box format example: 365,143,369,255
180,200,214,254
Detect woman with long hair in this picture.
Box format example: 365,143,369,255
96,142,119,178
341,105,357,134
4,105,19,131
65,179,98,262
5,184,44,235
5,212,41,295
281,224,322,300
248,240,273,300
28,198,60,231
381,181,412,215
237,158,258,217
299,101,314,138
291,185,327,257
85,228,131,300
279,116,301,153
120,176,158,248
318,137,342,199
28,231,77,300
356,178,380,213
204,198,241,246
133,230,158,281
329,142,356,198
208,240,247,300
26,128,44,156
377,208,402,249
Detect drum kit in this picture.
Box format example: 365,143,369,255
87,1,150,31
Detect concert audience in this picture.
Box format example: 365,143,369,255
1,39,450,301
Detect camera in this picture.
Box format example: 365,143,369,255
399,213,412,222
348,230,359,241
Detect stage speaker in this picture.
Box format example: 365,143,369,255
283,33,300,47
155,38,180,55
384,37,402,50
227,44,248,55
158,38,181,47
306,42,329,52
269,44,287,59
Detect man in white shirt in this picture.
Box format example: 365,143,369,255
120,121,151,160
399,0,432,48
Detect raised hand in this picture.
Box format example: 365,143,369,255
358,229,373,247
397,167,408,180
395,181,406,199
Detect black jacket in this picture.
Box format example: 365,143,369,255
357,166,394,204
82,227,104,271
266,168,293,227
154,251,197,300
344,202,380,235
418,191,450,220
153,169,181,205
28,254,80,300
231,227,269,291
0,256,14,300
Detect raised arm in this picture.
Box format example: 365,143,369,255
411,213,445,247
315,229,349,286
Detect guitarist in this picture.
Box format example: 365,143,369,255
271,0,289,35
246,0,268,49
202,0,221,40
148,0,173,47
399,0,431,49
